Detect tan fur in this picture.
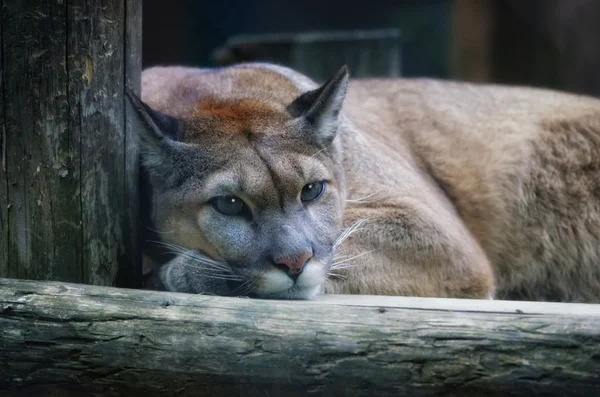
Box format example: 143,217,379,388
140,64,600,302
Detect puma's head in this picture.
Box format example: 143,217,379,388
128,65,350,299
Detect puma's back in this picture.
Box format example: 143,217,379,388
134,63,600,302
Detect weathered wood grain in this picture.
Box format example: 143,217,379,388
2,0,73,281
123,0,143,289
1,278,599,397
0,0,141,286
0,0,7,277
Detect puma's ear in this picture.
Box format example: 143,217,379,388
287,65,350,144
125,86,180,149
125,86,181,168
125,86,192,188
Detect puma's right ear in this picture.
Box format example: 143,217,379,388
125,86,184,179
125,86,180,151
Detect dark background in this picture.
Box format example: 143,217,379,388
142,0,600,97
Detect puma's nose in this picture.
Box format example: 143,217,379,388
274,251,313,279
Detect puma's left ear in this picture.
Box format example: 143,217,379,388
287,65,350,144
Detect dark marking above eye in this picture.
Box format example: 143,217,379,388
254,149,286,211
242,129,261,143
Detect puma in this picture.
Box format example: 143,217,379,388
127,63,600,302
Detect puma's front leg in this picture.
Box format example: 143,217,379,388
325,199,495,299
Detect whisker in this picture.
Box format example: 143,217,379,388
333,218,370,249
345,190,384,204
174,260,238,278
181,271,242,282
332,254,351,261
183,272,242,281
309,147,328,159
177,252,231,272
147,240,188,252
148,241,258,293
149,241,231,272
174,261,233,273
331,249,377,268
239,284,255,297
334,220,366,247
141,222,175,235
162,264,242,283
329,264,362,271
232,279,255,296
230,280,248,295
154,250,240,283
168,261,241,280
345,199,380,204
327,272,347,280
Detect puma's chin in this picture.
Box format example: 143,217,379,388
254,260,326,300
261,285,322,300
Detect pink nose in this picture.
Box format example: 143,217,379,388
275,252,313,274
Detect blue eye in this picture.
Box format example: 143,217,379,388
301,181,326,202
211,196,248,216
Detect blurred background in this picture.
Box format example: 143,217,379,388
142,0,600,97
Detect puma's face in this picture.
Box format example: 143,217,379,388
129,66,349,299
157,136,345,299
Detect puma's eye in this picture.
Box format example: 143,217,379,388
211,196,248,216
301,181,326,202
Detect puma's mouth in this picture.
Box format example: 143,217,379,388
249,259,327,300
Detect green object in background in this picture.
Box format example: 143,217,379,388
212,29,402,82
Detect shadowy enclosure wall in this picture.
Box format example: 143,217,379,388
0,0,142,287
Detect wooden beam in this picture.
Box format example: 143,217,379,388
125,0,144,289
451,0,495,82
0,0,141,286
1,278,599,396
499,0,600,98
0,0,7,278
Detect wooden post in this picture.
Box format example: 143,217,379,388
498,0,600,98
0,1,7,279
0,1,142,287
451,0,495,82
1,278,600,397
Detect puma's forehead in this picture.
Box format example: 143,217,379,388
141,65,303,117
187,97,293,139
142,66,309,143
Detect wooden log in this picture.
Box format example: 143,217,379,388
0,1,142,286
1,278,599,397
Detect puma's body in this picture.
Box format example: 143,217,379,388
342,78,600,302
133,63,600,302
